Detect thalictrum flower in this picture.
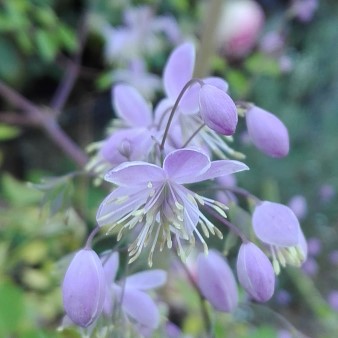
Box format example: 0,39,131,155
102,252,166,334
87,84,160,173
96,148,248,265
158,42,243,159
237,242,275,302
62,249,106,327
196,250,238,312
245,106,289,158
252,201,307,274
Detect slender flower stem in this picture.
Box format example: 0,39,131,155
203,204,248,243
160,78,203,151
220,185,261,204
84,225,101,249
181,123,205,148
174,253,214,338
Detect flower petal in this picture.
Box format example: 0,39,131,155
126,270,167,290
252,201,301,247
116,286,160,329
163,149,210,184
113,84,152,127
203,76,229,92
102,252,119,282
105,162,165,186
193,160,249,183
163,42,195,100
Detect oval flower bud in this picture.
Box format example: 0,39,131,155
237,242,275,302
245,106,289,157
196,250,238,312
199,84,238,136
62,249,106,327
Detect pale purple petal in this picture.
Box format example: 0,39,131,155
126,270,167,290
193,160,249,183
163,149,210,184
105,162,165,186
163,42,195,100
253,201,301,247
102,252,119,282
203,76,229,92
116,286,160,329
62,249,106,327
113,84,152,127
96,186,149,226
199,84,238,135
237,242,275,302
196,250,238,312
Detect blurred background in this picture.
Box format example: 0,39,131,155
0,0,338,337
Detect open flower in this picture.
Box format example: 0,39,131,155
96,148,248,265
252,201,307,274
102,252,166,335
87,84,160,174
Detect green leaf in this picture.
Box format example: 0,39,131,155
35,29,58,62
0,124,21,140
245,52,280,77
0,282,25,335
1,174,42,207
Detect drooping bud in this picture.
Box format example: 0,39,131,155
252,201,307,274
196,250,238,312
245,106,289,158
62,249,106,327
237,242,275,302
199,84,238,135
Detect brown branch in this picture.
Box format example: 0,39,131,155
0,80,88,167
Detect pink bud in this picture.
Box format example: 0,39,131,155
62,249,106,327
196,250,238,312
237,242,275,302
199,84,238,135
245,106,289,157
216,0,265,59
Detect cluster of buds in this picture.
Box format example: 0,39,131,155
61,42,307,335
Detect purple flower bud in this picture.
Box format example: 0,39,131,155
62,249,106,327
237,242,275,302
196,250,238,312
245,106,289,157
199,84,238,135
252,201,307,274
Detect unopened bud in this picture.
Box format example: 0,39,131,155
237,242,275,302
62,249,106,327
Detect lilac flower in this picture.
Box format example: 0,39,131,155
236,242,275,302
196,250,238,312
102,252,166,334
87,84,160,173
96,148,248,264
159,42,242,158
245,106,289,158
252,201,307,274
62,249,106,327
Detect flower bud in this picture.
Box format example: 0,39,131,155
196,250,238,312
245,106,289,157
237,242,275,302
199,84,238,135
62,249,106,327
